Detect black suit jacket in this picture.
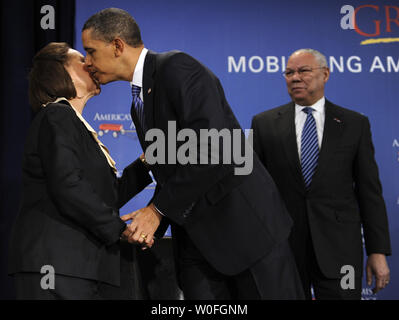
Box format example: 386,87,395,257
131,50,293,276
9,101,152,286
251,100,391,278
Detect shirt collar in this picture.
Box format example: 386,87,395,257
131,47,148,88
295,96,325,114
43,97,97,134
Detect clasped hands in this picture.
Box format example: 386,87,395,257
120,203,162,250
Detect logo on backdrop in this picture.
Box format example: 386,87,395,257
340,4,399,45
93,113,137,140
228,4,399,74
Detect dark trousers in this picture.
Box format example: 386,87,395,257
13,272,106,300
177,231,305,300
13,243,145,300
296,231,362,300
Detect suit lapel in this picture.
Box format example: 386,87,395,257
130,102,146,148
142,50,156,134
131,50,157,150
309,100,345,191
277,102,306,190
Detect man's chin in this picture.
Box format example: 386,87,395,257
91,80,102,95
93,73,105,84
98,78,114,85
91,73,105,85
97,73,121,85
290,93,308,104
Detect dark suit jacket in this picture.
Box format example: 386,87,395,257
9,101,152,286
131,50,293,276
251,100,391,278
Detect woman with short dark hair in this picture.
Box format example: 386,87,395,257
8,42,152,300
28,42,77,112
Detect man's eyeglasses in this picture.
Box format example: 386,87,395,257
283,67,325,78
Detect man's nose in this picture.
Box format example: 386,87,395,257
84,60,93,73
291,71,302,82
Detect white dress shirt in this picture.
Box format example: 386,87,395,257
295,96,326,161
130,48,148,101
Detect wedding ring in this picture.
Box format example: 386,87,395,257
141,233,148,240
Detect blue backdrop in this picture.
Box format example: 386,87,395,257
75,0,399,299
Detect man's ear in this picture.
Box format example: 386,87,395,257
323,67,330,84
113,38,125,57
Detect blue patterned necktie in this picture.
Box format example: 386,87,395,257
131,85,146,132
301,107,319,189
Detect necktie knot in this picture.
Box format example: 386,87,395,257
132,85,141,98
302,107,315,115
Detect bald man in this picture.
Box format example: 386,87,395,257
251,49,391,299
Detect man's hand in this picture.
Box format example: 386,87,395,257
121,203,162,249
366,253,390,294
120,227,154,250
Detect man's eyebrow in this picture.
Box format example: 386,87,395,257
84,47,94,51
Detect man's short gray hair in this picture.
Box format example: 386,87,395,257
290,49,328,68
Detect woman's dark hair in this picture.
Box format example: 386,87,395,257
28,42,77,112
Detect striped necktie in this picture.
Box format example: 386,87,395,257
131,85,146,132
301,107,319,188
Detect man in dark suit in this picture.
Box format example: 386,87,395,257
82,8,304,299
251,48,391,299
